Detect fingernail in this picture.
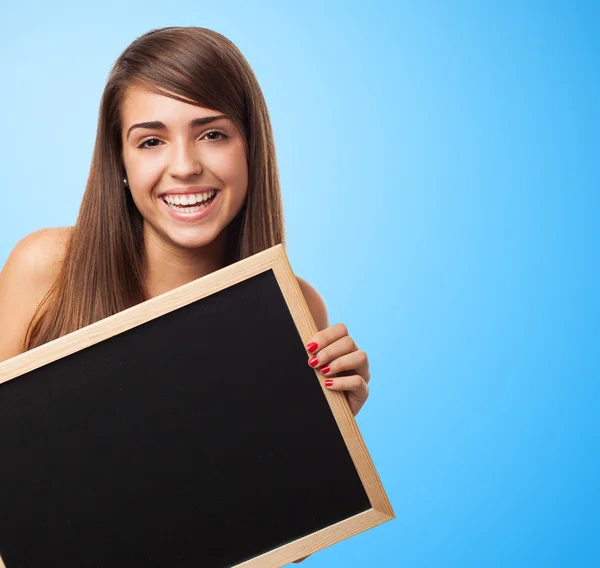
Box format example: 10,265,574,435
309,356,319,367
306,342,318,353
320,366,330,374
324,379,334,387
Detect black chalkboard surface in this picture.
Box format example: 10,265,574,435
0,244,394,568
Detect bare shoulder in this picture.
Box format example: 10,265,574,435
296,276,330,331
4,226,71,293
0,226,72,362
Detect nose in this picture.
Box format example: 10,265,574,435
167,139,203,179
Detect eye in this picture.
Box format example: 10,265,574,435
203,129,228,142
137,137,162,149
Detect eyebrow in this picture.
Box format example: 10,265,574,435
126,115,228,140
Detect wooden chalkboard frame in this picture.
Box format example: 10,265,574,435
0,243,394,567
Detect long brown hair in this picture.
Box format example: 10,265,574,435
24,26,285,351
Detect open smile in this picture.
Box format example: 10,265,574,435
159,190,220,222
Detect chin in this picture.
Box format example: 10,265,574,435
165,225,227,251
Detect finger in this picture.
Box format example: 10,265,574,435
316,350,370,383
323,375,369,415
305,322,349,354
307,335,358,368
323,374,368,398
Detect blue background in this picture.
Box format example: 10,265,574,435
1,1,598,566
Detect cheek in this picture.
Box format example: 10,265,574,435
125,162,159,203
205,147,248,214
211,144,248,186
132,159,163,185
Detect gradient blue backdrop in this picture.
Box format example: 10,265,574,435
1,1,598,566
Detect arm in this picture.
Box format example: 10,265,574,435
297,276,370,414
296,276,329,332
0,228,67,363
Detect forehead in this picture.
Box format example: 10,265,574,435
120,85,222,126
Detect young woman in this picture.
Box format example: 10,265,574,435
0,26,371,418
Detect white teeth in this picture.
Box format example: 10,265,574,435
162,191,217,213
163,190,216,205
168,204,204,213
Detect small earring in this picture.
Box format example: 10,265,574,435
123,177,128,187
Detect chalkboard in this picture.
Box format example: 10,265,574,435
0,244,394,567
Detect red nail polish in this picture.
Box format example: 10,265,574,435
324,379,334,387
307,342,318,353
321,366,330,374
309,356,319,367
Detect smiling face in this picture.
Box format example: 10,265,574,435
120,85,248,254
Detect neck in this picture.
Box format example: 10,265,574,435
141,223,228,300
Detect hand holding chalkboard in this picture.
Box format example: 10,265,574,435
304,322,371,417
